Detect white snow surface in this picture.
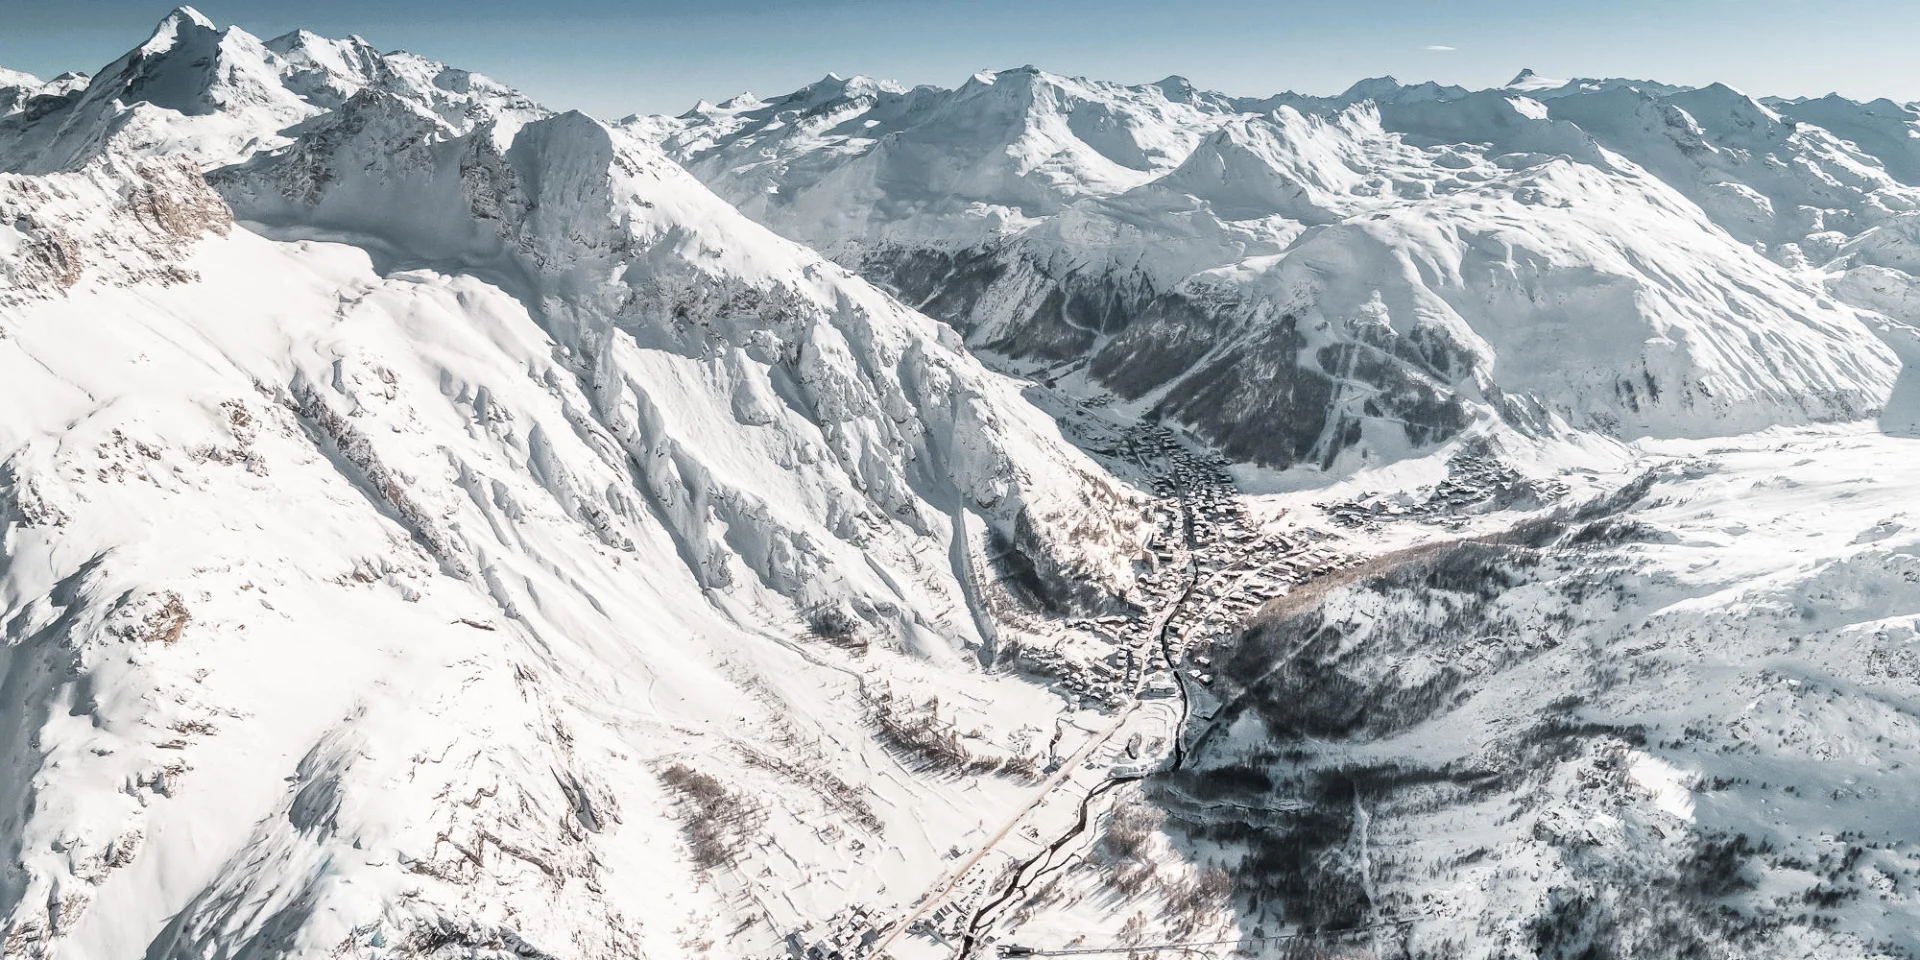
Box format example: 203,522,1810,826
0,10,1144,959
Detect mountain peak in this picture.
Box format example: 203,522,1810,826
1693,80,1757,100
264,27,330,52
754,72,903,119
143,5,219,53
1156,75,1196,101
1505,68,1569,92
964,65,1047,87
1677,81,1777,115
1340,76,1404,101
784,72,869,106
164,4,216,29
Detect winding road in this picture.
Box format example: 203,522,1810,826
952,456,1213,958
874,403,1237,960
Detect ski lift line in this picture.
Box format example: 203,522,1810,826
996,919,1418,956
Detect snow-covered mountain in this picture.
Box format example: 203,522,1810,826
645,68,1917,471
8,9,1920,960
0,10,1146,959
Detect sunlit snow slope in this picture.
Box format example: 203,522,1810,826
0,10,1142,959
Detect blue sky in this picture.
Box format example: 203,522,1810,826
6,0,1919,118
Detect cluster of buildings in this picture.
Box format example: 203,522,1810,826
1322,451,1566,529
786,904,884,960
1031,421,1372,712
786,401,1389,960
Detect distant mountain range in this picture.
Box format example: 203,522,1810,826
641,64,1920,468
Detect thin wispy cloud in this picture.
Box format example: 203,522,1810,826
1423,44,1458,52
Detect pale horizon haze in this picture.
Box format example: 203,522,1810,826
3,0,1916,119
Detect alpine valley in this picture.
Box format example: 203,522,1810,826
4,10,1920,960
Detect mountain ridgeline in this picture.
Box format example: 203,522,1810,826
644,67,1920,469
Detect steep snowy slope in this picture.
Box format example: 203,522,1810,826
0,70,43,118
649,75,1901,471
1097,143,1893,467
0,11,1146,959
1540,83,1919,249
211,90,1140,617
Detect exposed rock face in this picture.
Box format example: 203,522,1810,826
0,158,231,303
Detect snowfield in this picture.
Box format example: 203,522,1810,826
4,8,1920,960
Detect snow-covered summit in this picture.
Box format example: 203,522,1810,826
642,65,1248,250
0,6,545,174
1333,75,1471,105
1503,67,1561,91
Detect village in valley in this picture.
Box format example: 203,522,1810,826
767,349,1612,960
769,361,1584,960
774,377,1403,960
